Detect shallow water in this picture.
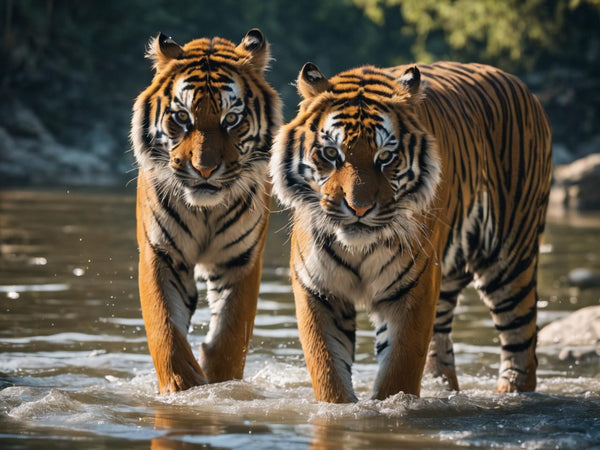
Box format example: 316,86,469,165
1,189,599,449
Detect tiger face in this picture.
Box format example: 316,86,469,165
270,64,440,248
132,29,281,207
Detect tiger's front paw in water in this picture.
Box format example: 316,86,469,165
160,362,207,394
496,368,537,393
199,342,244,383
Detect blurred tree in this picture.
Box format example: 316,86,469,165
354,0,600,72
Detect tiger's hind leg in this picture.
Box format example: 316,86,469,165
477,253,539,393
424,274,472,391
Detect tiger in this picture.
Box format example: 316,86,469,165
269,61,552,403
130,29,282,394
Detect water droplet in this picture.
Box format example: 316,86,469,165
7,291,20,300
73,267,85,276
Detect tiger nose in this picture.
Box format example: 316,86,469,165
346,201,375,217
193,164,219,179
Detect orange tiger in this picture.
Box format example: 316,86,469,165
270,62,552,402
131,29,282,393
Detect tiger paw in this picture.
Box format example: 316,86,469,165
496,368,536,393
158,361,207,394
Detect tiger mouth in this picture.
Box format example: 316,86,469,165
342,221,379,234
189,183,222,193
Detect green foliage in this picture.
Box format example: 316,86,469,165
353,0,600,71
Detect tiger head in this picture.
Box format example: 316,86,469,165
270,63,440,248
132,29,281,207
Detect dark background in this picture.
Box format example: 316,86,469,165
1,0,599,187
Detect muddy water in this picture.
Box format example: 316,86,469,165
1,189,599,448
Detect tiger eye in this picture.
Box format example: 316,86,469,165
223,112,239,126
376,150,394,165
176,111,189,123
322,146,339,162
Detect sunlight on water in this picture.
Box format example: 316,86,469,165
1,190,599,449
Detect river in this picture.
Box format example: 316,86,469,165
1,189,599,448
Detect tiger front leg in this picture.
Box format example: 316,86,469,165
371,263,440,399
198,225,268,383
291,269,357,403
138,234,207,394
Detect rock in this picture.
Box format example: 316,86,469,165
558,346,600,362
568,268,600,288
550,153,600,211
538,305,600,361
87,123,119,159
0,99,54,143
0,102,123,187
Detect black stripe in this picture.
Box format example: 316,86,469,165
434,315,454,329
208,283,233,294
377,260,429,305
382,248,421,293
292,264,330,306
155,186,194,239
433,327,452,334
494,306,536,332
375,324,388,335
221,238,259,269
322,240,360,278
376,340,389,354
142,99,153,149
215,185,256,235
150,207,186,262
223,214,263,249
482,252,536,296
490,277,536,315
501,334,536,353
146,229,196,318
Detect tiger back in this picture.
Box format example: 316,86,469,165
270,61,551,402
131,29,282,393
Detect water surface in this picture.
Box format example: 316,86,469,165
1,189,599,448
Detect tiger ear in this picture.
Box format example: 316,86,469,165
398,66,422,98
297,63,331,99
146,33,184,73
238,28,270,73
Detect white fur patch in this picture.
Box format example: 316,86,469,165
322,112,345,146
374,114,396,149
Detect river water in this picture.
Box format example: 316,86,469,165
1,189,599,449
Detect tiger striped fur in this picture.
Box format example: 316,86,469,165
270,61,552,402
131,29,282,393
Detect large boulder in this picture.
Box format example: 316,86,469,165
549,153,600,211
538,305,600,361
0,100,122,186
